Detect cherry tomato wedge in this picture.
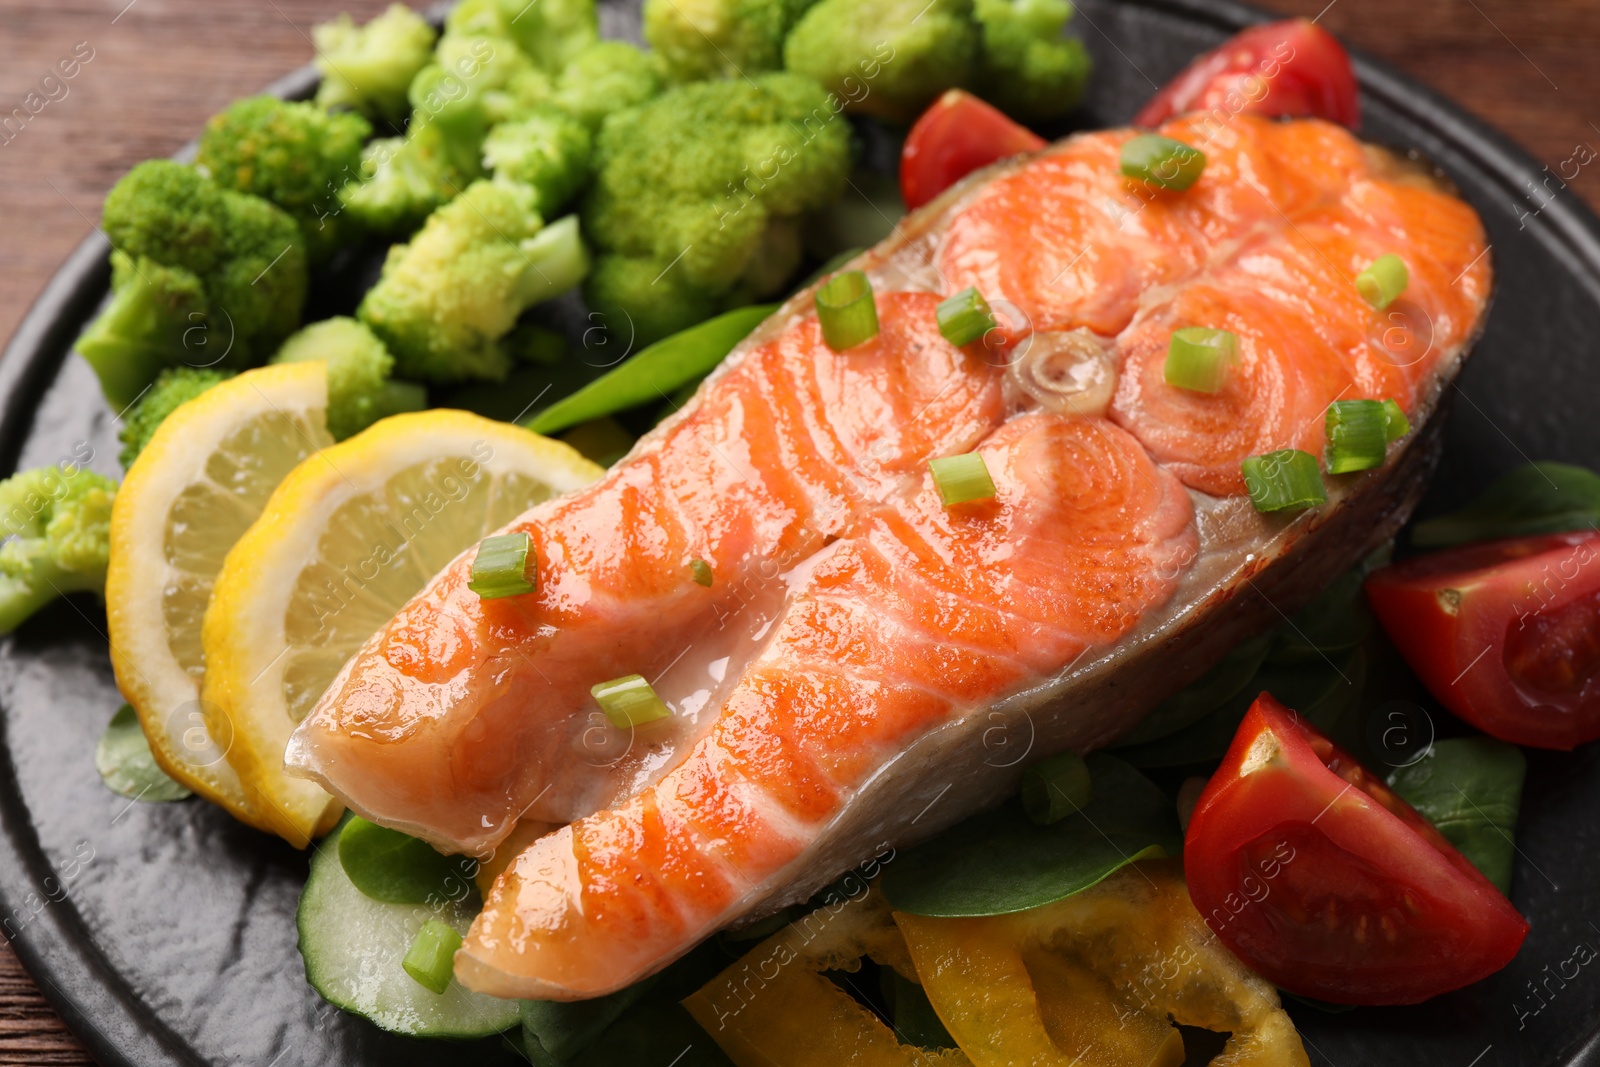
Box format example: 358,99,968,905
1135,19,1360,130
1185,693,1528,1005
1365,531,1600,749
900,89,1046,211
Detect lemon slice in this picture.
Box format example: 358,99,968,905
107,362,333,830
200,410,603,846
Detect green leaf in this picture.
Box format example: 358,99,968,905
1411,462,1600,548
1118,649,1365,770
1386,737,1526,894
1266,556,1383,665
525,305,775,435
95,705,191,802
521,976,659,1062
337,816,477,906
879,754,1182,917
1115,632,1275,746
889,972,959,1049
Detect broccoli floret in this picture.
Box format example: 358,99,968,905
118,367,234,469
551,42,663,129
340,123,481,236
196,96,372,262
446,0,598,73
581,72,851,343
430,31,553,126
272,317,427,439
77,161,307,409
643,0,818,83
972,0,1090,120
312,4,438,124
0,466,116,634
482,107,592,215
358,180,590,384
784,0,978,122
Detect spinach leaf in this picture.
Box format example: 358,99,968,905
1266,558,1381,665
1118,650,1364,769
336,816,477,906
879,754,1181,917
889,972,959,1049
521,976,660,1062
94,705,191,802
1411,462,1600,548
1115,632,1275,746
525,305,775,435
1386,737,1526,894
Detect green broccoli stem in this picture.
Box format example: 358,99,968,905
0,564,99,635
516,216,590,308
76,281,186,411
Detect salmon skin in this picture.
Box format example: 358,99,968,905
285,115,1491,998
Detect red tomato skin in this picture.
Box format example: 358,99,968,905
1365,531,1600,749
1135,19,1359,129
900,90,1047,211
1185,694,1528,1005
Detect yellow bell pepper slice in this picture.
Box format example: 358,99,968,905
895,859,1308,1067
684,888,970,1066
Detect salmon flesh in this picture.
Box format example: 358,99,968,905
284,115,1491,999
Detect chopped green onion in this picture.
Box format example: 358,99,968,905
1164,327,1237,393
402,920,462,995
815,270,878,351
929,452,996,507
468,532,535,599
592,674,671,729
1021,751,1093,826
936,287,997,346
689,558,714,587
1241,449,1327,512
1382,399,1411,441
1120,134,1207,191
1324,400,1389,474
1356,254,1409,310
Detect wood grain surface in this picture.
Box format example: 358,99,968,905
1,1,1598,1062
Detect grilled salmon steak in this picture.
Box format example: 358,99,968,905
285,114,1491,998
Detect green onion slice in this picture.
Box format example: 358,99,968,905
815,270,879,351
468,532,535,599
1021,751,1093,826
1324,399,1389,474
1120,134,1207,191
402,920,463,995
1356,254,1409,310
689,558,713,587
936,287,997,347
929,452,996,507
1164,327,1238,393
1241,449,1327,512
1382,398,1411,441
592,674,671,729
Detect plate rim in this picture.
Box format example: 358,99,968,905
3,4,1599,1064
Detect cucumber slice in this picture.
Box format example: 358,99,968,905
296,826,519,1038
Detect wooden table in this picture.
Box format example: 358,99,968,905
1,0,1597,1061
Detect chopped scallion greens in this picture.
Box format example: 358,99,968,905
814,270,878,351
1357,254,1409,310
1120,134,1207,190
402,920,462,995
1382,398,1411,441
1324,399,1389,474
689,558,713,587
1021,751,1093,825
935,287,997,347
592,674,671,729
1242,449,1326,512
929,452,996,507
1164,327,1237,393
468,532,535,599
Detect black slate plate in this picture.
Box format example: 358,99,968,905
4,1,1600,1065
